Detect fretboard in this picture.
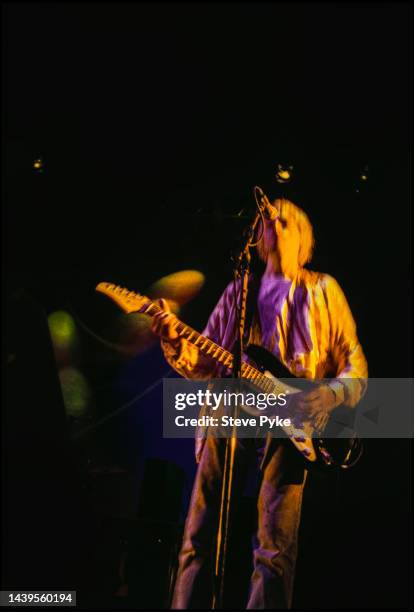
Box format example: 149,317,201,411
141,300,276,394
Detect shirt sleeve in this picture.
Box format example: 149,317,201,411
161,282,235,380
323,275,368,407
162,281,242,462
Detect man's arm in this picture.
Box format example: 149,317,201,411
155,285,235,463
323,274,368,407
156,283,234,379
298,274,368,431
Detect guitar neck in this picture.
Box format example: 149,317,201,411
95,282,276,393
141,300,273,391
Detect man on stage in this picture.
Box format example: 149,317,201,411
152,197,368,609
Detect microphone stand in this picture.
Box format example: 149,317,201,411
212,194,264,609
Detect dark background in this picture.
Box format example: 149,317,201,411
2,2,412,609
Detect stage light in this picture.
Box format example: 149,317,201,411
355,165,369,193
58,367,90,418
275,164,293,183
360,165,368,181
33,157,45,173
148,270,205,306
48,311,77,350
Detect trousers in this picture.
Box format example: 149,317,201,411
171,435,307,609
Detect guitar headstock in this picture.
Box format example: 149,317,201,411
96,282,151,314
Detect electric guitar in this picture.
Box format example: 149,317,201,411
96,282,363,470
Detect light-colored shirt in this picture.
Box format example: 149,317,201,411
162,269,368,457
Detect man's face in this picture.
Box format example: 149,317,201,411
259,203,301,277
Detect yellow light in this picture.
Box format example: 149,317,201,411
59,367,90,417
149,270,205,305
48,311,77,349
33,158,44,172
361,174,367,181
275,164,293,184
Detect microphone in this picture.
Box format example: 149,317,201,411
254,186,279,221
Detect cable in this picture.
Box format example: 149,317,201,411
72,368,174,440
68,304,128,354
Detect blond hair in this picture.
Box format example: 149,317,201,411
257,198,315,267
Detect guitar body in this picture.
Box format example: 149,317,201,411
245,344,363,471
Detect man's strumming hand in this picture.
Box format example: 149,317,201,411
297,385,337,432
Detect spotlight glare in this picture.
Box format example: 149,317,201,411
59,367,90,417
33,157,45,173
48,311,77,349
275,164,293,184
